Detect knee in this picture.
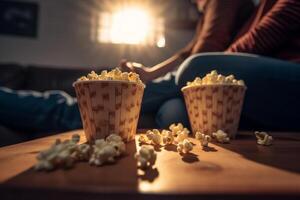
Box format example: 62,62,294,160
175,53,221,87
175,52,251,87
155,98,189,129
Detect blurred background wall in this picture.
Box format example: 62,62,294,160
0,0,198,68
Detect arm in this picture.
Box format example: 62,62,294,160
147,18,205,80
191,0,250,53
227,0,300,55
120,19,204,82
151,0,253,79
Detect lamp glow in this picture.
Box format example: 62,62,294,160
110,7,151,45
98,6,165,47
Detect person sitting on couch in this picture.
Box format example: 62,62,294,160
120,0,300,130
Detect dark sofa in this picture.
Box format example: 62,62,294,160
0,63,156,146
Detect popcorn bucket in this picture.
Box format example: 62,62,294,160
73,80,144,142
181,85,246,138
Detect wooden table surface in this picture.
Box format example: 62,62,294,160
0,130,300,200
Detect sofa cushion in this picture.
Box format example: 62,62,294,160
24,66,107,96
0,63,26,89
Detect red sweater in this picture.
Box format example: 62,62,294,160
227,0,300,63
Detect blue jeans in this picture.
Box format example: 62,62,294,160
0,87,81,132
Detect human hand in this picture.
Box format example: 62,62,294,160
119,60,154,83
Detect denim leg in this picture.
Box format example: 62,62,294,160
175,52,300,130
0,87,82,132
155,98,189,129
141,71,180,114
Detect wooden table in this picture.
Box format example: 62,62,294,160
0,130,300,200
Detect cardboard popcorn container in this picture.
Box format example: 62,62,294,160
181,85,246,138
73,80,144,142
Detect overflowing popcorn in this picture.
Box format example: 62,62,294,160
77,68,145,87
89,134,126,166
212,130,230,143
195,132,212,147
135,145,157,169
35,133,126,171
185,70,245,87
255,131,273,146
177,139,193,154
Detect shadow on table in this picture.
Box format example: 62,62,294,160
1,140,140,195
181,152,199,163
138,167,159,182
213,133,300,174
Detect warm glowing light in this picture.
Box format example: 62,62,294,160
156,35,165,48
110,8,151,44
98,7,165,47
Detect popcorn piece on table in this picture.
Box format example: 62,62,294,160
135,145,157,169
161,130,174,145
89,144,118,166
106,134,126,156
138,134,149,144
195,132,212,147
175,130,189,144
72,143,91,161
89,134,126,166
177,139,193,154
35,134,81,171
169,123,184,136
184,70,245,86
106,134,123,143
145,129,162,145
169,123,190,139
212,130,230,143
255,131,273,146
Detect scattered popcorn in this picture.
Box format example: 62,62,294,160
106,134,123,143
175,130,189,144
35,134,81,171
195,132,212,147
72,143,91,161
161,130,174,145
89,144,117,166
135,145,157,169
89,134,126,166
138,134,149,144
169,123,190,144
169,123,184,136
77,68,145,87
146,129,162,145
255,131,273,146
212,130,230,143
195,131,202,140
177,139,193,154
184,70,245,87
35,133,126,171
106,134,126,156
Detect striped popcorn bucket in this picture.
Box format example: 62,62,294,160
73,80,144,142
181,85,246,138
